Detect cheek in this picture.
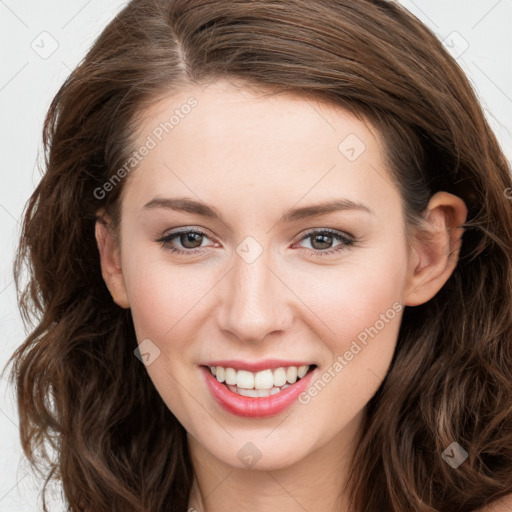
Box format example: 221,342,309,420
121,250,209,426
122,245,205,343
294,264,405,441
289,237,407,420
296,237,409,351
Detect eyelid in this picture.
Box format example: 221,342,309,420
160,226,212,238
295,227,355,244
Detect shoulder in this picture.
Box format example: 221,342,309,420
474,493,512,512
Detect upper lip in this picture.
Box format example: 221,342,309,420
201,359,315,372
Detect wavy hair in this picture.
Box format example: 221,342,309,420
5,0,512,510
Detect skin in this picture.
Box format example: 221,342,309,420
96,80,467,511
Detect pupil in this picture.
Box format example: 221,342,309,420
181,232,202,249
312,233,332,250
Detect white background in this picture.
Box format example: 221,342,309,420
1,1,511,510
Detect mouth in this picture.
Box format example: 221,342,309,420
200,361,317,418
207,364,314,397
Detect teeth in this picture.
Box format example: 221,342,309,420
286,366,297,384
225,367,237,385
239,388,258,397
227,384,291,397
216,366,225,383
254,369,274,390
297,365,308,378
273,367,287,387
209,364,311,391
236,370,255,389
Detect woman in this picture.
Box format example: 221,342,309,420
6,0,512,510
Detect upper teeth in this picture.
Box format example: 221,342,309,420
210,365,310,390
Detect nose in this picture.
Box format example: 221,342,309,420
216,248,294,343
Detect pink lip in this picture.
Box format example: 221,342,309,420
202,359,313,372
201,365,316,418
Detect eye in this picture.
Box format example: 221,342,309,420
294,228,355,257
156,227,356,257
156,228,216,255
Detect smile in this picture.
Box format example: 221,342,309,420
209,364,311,397
200,361,317,418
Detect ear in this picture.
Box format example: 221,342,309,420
404,191,467,307
95,210,130,309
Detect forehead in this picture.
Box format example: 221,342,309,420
121,80,401,220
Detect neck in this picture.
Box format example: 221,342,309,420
187,410,364,512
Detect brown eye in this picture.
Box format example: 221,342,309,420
156,228,213,255
310,232,335,250
179,231,204,249
296,229,355,257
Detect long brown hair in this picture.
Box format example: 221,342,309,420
5,0,512,510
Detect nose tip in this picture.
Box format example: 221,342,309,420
216,255,293,343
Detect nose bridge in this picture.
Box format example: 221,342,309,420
217,245,292,342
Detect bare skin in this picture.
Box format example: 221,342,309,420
96,80,467,511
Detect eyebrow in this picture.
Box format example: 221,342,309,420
143,196,373,222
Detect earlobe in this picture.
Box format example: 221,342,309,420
404,192,467,307
94,212,130,309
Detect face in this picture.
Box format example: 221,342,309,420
100,80,417,471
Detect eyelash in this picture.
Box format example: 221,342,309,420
156,227,355,258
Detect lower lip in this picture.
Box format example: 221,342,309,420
201,366,316,418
